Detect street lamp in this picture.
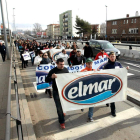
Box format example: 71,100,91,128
105,5,107,40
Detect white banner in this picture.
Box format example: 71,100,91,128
22,52,31,61
29,51,35,58
50,49,84,61
40,49,50,54
55,68,127,112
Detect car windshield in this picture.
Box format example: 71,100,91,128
99,42,115,49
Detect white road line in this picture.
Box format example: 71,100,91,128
47,107,140,140
127,73,134,76
124,62,140,68
129,68,140,73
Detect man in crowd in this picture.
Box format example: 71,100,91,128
0,42,6,62
45,58,69,129
70,48,77,57
103,51,129,117
57,49,69,65
83,42,93,60
95,48,109,60
81,58,96,122
68,51,85,67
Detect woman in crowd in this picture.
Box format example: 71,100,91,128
34,51,43,65
65,42,71,49
40,52,52,98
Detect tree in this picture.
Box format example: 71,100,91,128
33,23,42,34
74,16,91,37
24,30,31,35
100,23,106,37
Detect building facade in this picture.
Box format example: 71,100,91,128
54,25,60,39
59,10,78,39
47,24,59,39
107,13,140,41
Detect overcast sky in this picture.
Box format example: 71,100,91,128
0,0,140,31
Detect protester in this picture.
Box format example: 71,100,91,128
103,51,129,117
70,48,77,57
45,58,69,129
40,53,52,98
57,49,69,64
34,51,43,65
95,48,109,60
43,45,49,50
0,42,6,62
65,42,71,49
71,42,79,49
56,45,61,49
83,42,94,60
80,58,96,122
68,51,85,66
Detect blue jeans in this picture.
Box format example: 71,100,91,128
53,90,65,124
88,107,94,118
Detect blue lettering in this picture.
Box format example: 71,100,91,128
75,66,79,70
44,66,49,70
100,59,104,63
38,66,42,70
104,57,107,61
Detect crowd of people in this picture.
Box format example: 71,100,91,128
14,38,129,130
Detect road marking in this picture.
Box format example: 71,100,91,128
129,68,140,73
46,107,140,140
124,62,140,68
127,73,134,76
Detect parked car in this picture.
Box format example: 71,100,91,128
110,40,121,44
77,39,83,42
89,40,121,59
0,40,5,44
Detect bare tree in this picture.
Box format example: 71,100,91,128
33,23,42,34
24,30,31,35
100,23,106,37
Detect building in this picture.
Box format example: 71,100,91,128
107,12,140,41
47,24,59,39
45,29,47,37
54,25,60,39
59,10,78,39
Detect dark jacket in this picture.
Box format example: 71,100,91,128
68,55,85,66
71,45,79,49
104,59,123,69
0,44,6,54
83,45,93,58
45,67,69,91
40,57,51,64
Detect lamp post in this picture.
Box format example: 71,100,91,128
105,5,107,40
0,0,10,59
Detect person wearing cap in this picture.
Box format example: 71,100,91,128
83,42,94,60
94,48,109,60
80,58,95,122
103,51,129,117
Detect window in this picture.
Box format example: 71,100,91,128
112,29,117,34
112,21,117,25
134,19,137,23
127,20,128,24
90,41,96,47
122,30,125,34
124,20,125,24
129,28,138,34
131,19,133,23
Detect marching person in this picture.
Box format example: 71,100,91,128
68,51,85,67
71,42,79,49
80,58,96,122
45,58,69,129
103,51,129,117
83,42,94,60
57,49,69,64
34,51,43,66
95,48,109,60
0,42,6,62
40,52,52,98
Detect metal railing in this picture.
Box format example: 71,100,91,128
5,45,23,140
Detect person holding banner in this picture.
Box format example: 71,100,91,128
45,58,69,129
34,51,43,65
40,53,52,98
95,48,109,60
80,58,96,122
103,51,129,117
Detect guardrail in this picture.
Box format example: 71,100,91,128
5,45,23,140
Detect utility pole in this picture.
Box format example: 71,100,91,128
105,5,107,40
5,0,12,47
0,0,10,59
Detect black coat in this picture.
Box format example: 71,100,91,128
0,44,6,54
83,46,93,58
40,58,51,64
68,55,85,66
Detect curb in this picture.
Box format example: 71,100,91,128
127,88,140,107
14,49,36,140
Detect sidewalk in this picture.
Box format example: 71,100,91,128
0,54,11,140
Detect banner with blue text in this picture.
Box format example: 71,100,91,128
55,68,127,112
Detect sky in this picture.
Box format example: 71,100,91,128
0,0,140,31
